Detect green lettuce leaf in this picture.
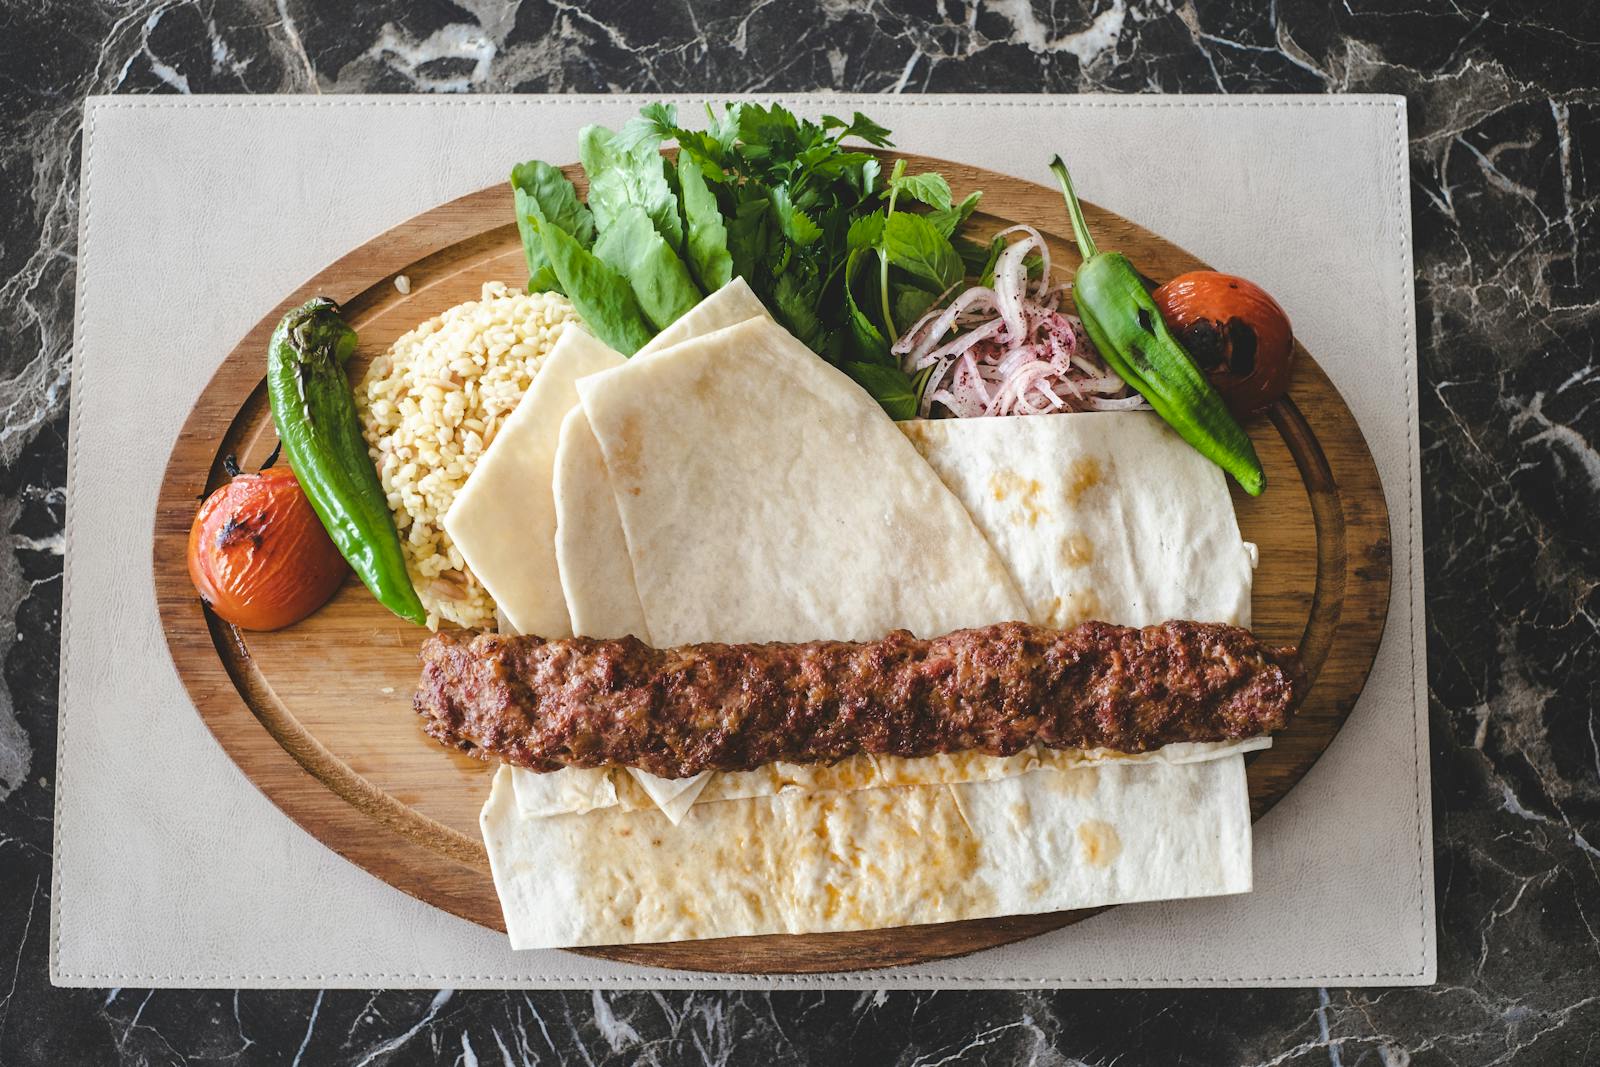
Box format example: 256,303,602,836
510,161,595,292
530,207,654,355
677,155,734,292
579,124,685,253
591,204,703,332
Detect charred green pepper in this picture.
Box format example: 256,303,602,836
1050,157,1266,496
266,298,426,625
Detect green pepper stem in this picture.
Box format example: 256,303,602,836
1049,156,1099,262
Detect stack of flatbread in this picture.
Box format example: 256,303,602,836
443,279,1263,950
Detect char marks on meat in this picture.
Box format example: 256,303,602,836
414,620,1306,779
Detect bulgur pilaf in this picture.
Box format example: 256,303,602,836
356,281,581,629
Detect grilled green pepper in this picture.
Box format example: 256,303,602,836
266,298,427,625
1050,157,1266,495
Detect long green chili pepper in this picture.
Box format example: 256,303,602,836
1050,157,1266,496
266,298,427,625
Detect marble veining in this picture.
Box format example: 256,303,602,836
1,0,1596,1063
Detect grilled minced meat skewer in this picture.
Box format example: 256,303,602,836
415,620,1306,779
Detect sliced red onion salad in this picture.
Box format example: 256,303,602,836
892,224,1151,419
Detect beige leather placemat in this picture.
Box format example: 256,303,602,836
54,94,1431,988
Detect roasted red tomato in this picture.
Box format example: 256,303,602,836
187,460,348,630
1152,271,1295,415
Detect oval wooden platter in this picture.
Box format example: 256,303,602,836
153,153,1391,974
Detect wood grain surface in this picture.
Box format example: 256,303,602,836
152,153,1392,975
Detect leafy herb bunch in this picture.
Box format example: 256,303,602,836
512,102,985,418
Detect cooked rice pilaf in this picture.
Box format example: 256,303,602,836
356,282,581,629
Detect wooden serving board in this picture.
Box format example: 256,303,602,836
153,154,1391,974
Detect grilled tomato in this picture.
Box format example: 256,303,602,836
187,458,347,630
1152,271,1294,415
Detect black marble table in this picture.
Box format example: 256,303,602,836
3,1,1596,1063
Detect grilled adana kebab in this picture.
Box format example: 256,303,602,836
415,619,1306,780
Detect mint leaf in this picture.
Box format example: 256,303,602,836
926,189,982,239
883,212,963,292
890,172,952,211
847,211,885,250
844,361,918,420
893,283,938,330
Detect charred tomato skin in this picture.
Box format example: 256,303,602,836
187,466,348,630
1152,271,1295,416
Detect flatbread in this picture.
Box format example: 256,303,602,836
442,326,625,637
511,737,1271,819
902,413,1256,630
552,406,650,641
483,754,1252,949
574,316,1028,644
553,278,774,642
509,759,618,818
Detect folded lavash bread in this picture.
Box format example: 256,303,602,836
449,278,772,643
574,315,1030,645
441,323,626,638
550,276,772,648
551,405,649,644
479,310,1262,948
548,311,1035,822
